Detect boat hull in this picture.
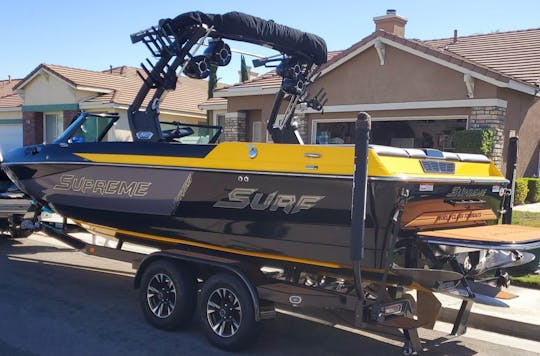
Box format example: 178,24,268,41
2,142,509,268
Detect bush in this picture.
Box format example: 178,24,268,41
525,178,540,203
453,129,494,155
514,178,529,205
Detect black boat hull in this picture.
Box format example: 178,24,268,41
2,142,507,268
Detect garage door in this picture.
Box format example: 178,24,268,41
0,124,23,155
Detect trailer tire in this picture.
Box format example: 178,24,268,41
10,227,32,238
198,273,260,350
139,260,196,330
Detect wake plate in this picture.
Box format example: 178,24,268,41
391,264,463,288
438,287,510,307
466,280,518,300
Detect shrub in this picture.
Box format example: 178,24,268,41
514,178,529,205
526,178,540,203
453,129,494,155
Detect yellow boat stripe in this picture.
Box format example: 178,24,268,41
74,142,505,180
74,219,347,269
75,142,357,176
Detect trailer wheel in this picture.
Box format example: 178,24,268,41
139,260,196,330
198,273,260,350
8,216,33,238
10,226,32,238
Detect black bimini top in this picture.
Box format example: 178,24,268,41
162,11,327,65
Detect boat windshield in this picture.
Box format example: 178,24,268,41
54,113,221,144
55,112,119,144
160,121,222,144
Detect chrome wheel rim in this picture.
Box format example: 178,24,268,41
206,287,242,338
146,273,176,319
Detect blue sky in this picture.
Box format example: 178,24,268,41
2,1,539,85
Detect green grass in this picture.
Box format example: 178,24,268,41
510,273,540,289
508,211,540,288
511,211,540,227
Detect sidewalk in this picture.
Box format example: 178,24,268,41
436,200,540,341
436,285,540,341
513,202,540,212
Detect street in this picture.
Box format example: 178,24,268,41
0,234,537,356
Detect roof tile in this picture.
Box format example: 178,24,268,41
0,79,22,108
423,28,540,85
17,64,207,115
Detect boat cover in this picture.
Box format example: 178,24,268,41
162,11,327,65
418,224,540,250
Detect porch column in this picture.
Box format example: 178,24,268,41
22,111,43,145
224,111,247,142
469,106,506,170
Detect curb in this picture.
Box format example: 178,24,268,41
439,306,540,341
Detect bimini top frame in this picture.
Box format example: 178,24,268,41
128,11,328,144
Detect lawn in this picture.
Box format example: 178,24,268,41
511,210,540,227
508,210,540,288
510,274,540,289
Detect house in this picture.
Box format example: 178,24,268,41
13,64,209,145
203,11,540,177
0,78,23,155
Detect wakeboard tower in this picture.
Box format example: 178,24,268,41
2,11,540,354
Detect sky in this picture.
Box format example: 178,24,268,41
2,1,540,85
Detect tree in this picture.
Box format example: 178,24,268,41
240,55,249,82
207,64,218,99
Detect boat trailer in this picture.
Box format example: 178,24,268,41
33,111,505,355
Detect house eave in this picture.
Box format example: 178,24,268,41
78,102,128,111
75,86,113,94
17,67,76,91
0,106,22,113
198,103,227,110
320,36,539,97
214,86,279,98
304,98,508,114
79,101,206,118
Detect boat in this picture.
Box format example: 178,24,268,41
0,153,33,237
2,11,540,350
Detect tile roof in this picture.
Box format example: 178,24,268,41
16,64,207,115
198,96,228,108
0,94,23,109
213,51,344,95
218,28,540,93
422,28,540,85
0,79,22,108
321,30,519,84
218,71,282,90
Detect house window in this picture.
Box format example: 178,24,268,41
213,113,225,142
252,121,263,142
69,114,116,143
312,117,467,150
312,119,355,144
44,113,63,143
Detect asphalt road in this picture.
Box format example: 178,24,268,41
0,234,537,356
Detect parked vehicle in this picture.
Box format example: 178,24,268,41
0,153,33,238
2,11,540,354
